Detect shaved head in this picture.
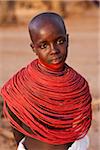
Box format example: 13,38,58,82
28,12,68,71
28,12,67,42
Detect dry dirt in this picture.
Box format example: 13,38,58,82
0,8,100,150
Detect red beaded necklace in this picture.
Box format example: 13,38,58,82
1,59,92,144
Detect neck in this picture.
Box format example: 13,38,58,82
37,59,68,76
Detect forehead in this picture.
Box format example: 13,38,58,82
36,20,64,33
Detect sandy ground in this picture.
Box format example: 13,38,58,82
0,8,100,150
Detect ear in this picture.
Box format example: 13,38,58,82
30,43,37,54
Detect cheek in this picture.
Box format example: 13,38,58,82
61,46,68,61
37,51,49,62
60,45,67,55
65,47,68,58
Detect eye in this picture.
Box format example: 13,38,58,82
39,42,48,49
56,37,66,45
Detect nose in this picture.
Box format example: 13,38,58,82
50,43,59,54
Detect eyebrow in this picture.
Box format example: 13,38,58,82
36,35,66,45
55,36,66,41
37,40,47,45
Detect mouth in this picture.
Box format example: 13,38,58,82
51,56,63,64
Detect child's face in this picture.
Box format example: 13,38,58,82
31,21,68,71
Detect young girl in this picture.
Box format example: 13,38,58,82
1,12,92,150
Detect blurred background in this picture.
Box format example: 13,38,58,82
0,0,99,150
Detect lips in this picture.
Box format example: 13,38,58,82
51,56,62,64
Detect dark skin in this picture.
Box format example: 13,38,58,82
29,14,68,72
9,13,74,150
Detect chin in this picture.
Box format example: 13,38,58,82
46,63,65,72
39,59,65,71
